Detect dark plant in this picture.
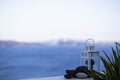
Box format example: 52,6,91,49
88,42,120,80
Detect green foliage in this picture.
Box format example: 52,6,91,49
88,42,120,80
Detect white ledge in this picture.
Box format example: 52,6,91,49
20,76,93,80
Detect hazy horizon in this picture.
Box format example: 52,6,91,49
0,0,120,42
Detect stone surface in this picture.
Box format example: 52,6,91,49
20,76,93,80
76,73,88,79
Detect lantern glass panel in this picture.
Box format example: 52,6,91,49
81,52,100,72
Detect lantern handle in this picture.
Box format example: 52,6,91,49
85,38,95,47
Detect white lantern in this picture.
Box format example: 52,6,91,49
81,39,100,72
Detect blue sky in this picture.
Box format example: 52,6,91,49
0,0,120,42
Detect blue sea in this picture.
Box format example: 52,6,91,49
0,43,113,80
